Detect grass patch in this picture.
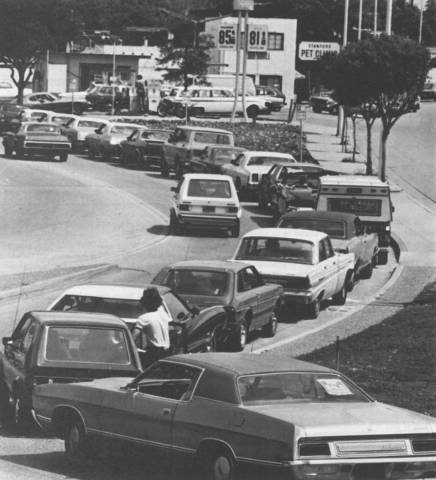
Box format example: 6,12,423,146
299,291,436,416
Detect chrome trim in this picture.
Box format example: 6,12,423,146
287,456,436,466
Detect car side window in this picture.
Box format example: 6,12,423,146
137,362,202,400
233,153,243,166
11,316,35,353
21,321,37,354
319,240,327,262
237,268,259,292
324,238,334,258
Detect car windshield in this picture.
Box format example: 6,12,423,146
42,326,131,365
161,269,229,297
51,294,144,319
162,292,191,321
193,132,231,145
26,124,60,134
78,120,104,128
212,148,242,164
238,372,369,405
187,179,232,198
235,237,313,264
279,219,346,239
111,125,137,135
247,156,290,166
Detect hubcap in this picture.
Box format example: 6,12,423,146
213,456,231,480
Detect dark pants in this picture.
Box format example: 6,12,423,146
144,344,168,366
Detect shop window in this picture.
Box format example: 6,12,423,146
268,32,284,50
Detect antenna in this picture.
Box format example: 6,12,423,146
13,267,26,329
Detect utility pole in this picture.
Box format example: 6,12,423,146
337,0,349,137
241,10,249,122
111,40,116,115
231,11,242,122
418,2,424,43
386,0,393,35
358,0,363,40
374,0,378,36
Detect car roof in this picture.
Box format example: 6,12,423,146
242,227,326,242
166,260,251,272
320,175,389,187
22,122,60,128
176,126,232,135
76,117,109,124
183,173,234,182
109,122,139,128
27,311,127,327
245,151,294,158
59,284,170,300
280,210,358,223
168,353,333,375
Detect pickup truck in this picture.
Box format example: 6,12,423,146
0,311,142,428
161,126,235,178
232,228,355,318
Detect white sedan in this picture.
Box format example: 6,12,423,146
221,151,296,197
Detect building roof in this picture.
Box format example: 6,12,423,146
167,260,250,272
242,227,326,242
28,311,126,327
60,284,170,300
320,175,389,187
168,352,333,375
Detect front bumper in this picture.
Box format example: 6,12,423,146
281,289,314,305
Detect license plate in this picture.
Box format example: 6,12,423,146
203,206,215,213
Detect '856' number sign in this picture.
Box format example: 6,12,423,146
218,25,236,49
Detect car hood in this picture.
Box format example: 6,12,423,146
247,402,436,437
176,293,228,309
25,134,70,143
234,259,313,277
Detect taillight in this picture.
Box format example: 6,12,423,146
227,206,238,213
179,204,191,211
299,442,331,457
251,173,259,183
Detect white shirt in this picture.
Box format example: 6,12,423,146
137,306,171,349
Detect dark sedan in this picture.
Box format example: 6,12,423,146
3,122,71,161
0,311,141,428
152,260,284,351
33,352,436,480
188,145,247,174
120,128,171,169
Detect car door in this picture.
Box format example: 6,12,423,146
124,129,139,161
1,314,37,393
235,268,263,328
319,238,340,297
248,266,278,327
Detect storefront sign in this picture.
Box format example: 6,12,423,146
298,42,340,61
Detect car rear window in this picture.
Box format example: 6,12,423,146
279,219,346,239
327,198,382,217
42,326,131,365
187,179,232,198
235,237,314,264
247,156,291,166
27,124,60,134
193,132,231,145
238,372,369,405
161,269,229,297
78,120,104,128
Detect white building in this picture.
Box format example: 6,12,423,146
205,17,297,101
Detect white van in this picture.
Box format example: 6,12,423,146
316,175,394,261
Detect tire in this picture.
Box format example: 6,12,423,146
175,104,186,119
246,105,259,118
4,144,12,157
231,320,248,351
230,221,240,238
332,283,347,305
205,448,235,480
377,249,388,266
59,152,68,162
88,145,96,159
64,419,88,463
307,298,320,319
160,154,170,177
360,262,373,280
262,311,278,338
169,209,181,235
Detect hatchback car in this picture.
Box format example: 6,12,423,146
170,173,241,237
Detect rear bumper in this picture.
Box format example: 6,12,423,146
178,214,239,229
282,290,313,304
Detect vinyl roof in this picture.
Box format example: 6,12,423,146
60,284,170,300
28,311,126,327
167,260,250,272
242,228,326,242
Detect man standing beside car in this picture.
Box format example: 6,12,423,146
137,287,171,364
135,74,146,112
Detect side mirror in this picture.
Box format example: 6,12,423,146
170,186,178,193
2,337,11,347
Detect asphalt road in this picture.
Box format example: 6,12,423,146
0,103,434,480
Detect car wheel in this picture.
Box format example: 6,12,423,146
377,248,389,266
103,148,112,162
4,144,12,157
307,298,320,319
246,105,259,118
262,311,278,338
232,320,248,351
332,283,347,305
207,449,235,480
169,209,181,235
65,419,88,462
360,262,373,280
230,221,240,238
59,152,68,162
160,154,170,177
175,159,184,179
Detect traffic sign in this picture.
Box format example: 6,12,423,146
233,0,254,10
69,78,78,92
295,104,307,121
217,24,236,50
247,25,268,52
298,42,340,61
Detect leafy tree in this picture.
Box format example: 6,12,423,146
423,0,436,45
320,35,429,181
0,0,82,104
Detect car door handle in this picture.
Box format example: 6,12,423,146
162,408,171,416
